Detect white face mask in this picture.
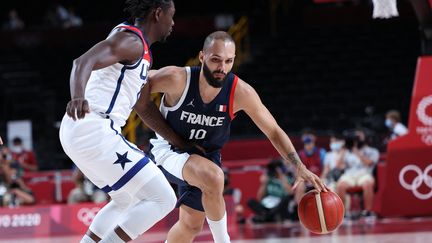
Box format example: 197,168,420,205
330,142,343,151
10,145,24,154
385,118,393,129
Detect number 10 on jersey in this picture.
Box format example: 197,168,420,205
189,129,207,139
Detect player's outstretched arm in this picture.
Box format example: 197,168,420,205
234,79,327,192
134,66,192,150
67,32,143,120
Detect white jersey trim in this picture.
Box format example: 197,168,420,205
160,66,191,117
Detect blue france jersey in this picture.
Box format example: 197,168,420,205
156,66,238,160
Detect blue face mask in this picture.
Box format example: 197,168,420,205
302,136,313,144
385,119,393,128
330,142,343,151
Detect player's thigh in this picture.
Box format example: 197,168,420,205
183,154,224,189
179,204,206,232
62,117,150,189
150,139,190,182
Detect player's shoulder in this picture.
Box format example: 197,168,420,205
155,66,186,80
234,76,258,98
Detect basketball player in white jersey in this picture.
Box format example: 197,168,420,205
59,1,185,242
147,31,327,243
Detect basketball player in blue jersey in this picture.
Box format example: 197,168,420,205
59,1,187,242
147,31,327,243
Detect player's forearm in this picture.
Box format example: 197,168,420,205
135,101,187,149
268,128,305,169
70,58,93,99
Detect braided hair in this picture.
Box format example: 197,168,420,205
124,0,173,21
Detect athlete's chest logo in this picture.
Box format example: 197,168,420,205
186,99,195,108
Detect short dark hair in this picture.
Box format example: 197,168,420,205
124,0,173,20
12,137,22,145
203,31,235,51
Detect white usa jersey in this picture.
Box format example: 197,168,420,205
85,22,152,127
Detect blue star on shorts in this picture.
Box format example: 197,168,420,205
114,151,132,170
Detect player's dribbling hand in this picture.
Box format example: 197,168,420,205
66,98,90,120
294,165,328,193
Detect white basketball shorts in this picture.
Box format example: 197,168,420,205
59,112,161,198
149,134,190,183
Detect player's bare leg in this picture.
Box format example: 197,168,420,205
167,205,205,243
181,154,230,243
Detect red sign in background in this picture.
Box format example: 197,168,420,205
374,57,432,217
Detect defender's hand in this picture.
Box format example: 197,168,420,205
294,165,328,193
175,141,206,156
66,98,90,120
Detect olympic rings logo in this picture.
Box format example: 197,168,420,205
416,95,432,126
399,164,432,200
77,207,101,226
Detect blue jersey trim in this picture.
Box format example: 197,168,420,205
105,62,141,115
101,186,112,193
111,156,149,190
105,66,127,114
109,119,144,154
100,156,150,193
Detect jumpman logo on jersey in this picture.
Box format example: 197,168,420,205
114,151,132,170
187,99,195,108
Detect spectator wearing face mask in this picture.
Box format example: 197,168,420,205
10,137,38,172
385,110,408,140
321,134,357,191
295,129,326,204
337,129,379,218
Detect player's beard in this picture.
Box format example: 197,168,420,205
202,62,227,88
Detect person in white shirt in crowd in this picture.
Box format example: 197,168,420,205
321,134,349,191
385,110,408,140
336,130,378,218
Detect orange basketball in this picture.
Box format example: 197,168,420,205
298,190,344,234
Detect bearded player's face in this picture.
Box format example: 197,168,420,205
200,39,236,88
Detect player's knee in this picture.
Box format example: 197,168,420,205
201,166,224,194
181,219,204,236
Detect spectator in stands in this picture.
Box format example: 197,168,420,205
68,166,108,204
10,137,38,172
385,110,408,140
247,159,295,223
295,128,326,204
320,134,348,191
336,131,377,218
0,147,34,207
2,9,25,31
222,167,245,224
